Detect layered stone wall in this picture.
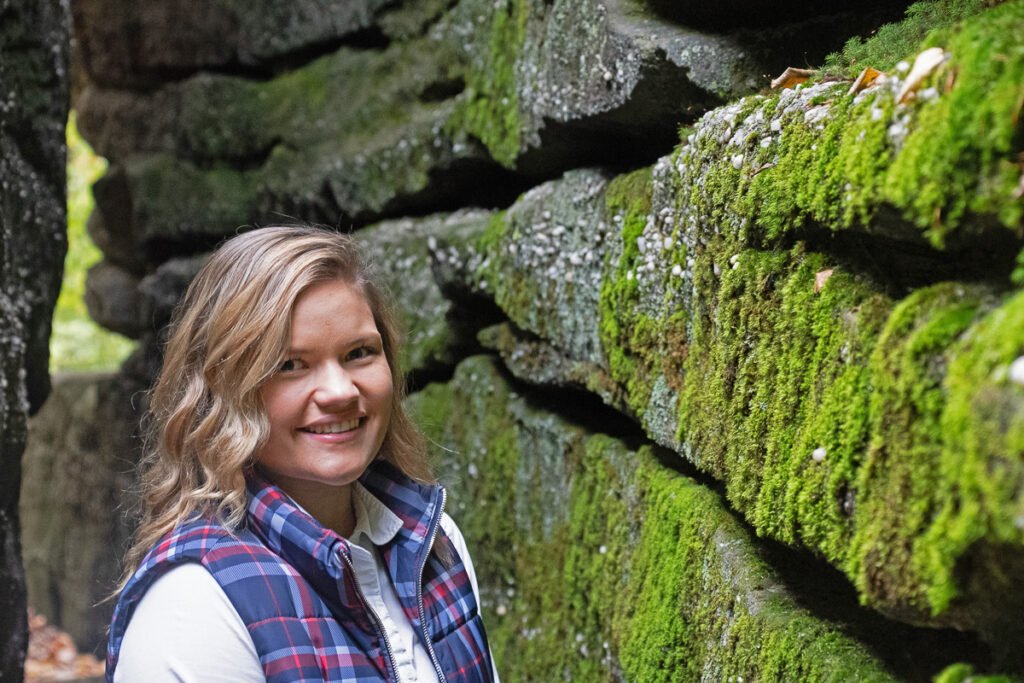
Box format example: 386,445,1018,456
0,0,69,677
21,0,1024,679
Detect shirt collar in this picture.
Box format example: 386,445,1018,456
350,482,404,546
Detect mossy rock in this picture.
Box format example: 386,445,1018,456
75,0,890,251
356,209,496,377
431,4,1024,651
406,354,980,681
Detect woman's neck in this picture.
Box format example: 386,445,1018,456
263,474,357,537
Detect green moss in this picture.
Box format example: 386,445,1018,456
446,0,528,167
934,663,1019,683
921,288,1024,613
675,241,892,566
821,0,993,77
688,3,1024,249
846,283,992,614
883,2,1024,245
621,456,896,682
411,356,902,680
599,166,663,417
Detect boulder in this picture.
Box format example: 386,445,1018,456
84,261,143,339
406,354,978,681
0,0,69,674
20,373,146,655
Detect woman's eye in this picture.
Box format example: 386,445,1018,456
347,346,375,361
279,358,302,372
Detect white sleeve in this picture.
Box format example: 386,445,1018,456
113,563,265,683
440,513,500,683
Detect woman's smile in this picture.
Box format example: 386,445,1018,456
300,418,362,435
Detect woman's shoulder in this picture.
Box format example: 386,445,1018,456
113,564,264,682
132,516,268,580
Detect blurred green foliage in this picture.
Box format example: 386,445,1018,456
50,113,136,372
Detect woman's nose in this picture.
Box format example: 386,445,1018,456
312,363,359,406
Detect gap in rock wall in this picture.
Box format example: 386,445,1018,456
644,0,913,33
786,217,1023,297
643,446,996,681
489,353,651,448
406,290,508,393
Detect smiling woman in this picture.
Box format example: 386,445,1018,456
106,226,497,683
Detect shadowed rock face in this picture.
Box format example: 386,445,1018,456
21,374,145,655
0,0,69,675
73,0,887,267
71,0,397,89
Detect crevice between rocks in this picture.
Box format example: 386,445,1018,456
801,218,1022,296
466,339,1001,680
646,449,998,682
92,28,393,94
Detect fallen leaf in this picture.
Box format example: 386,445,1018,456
847,66,884,96
24,607,105,681
814,269,834,293
771,67,817,90
897,47,948,104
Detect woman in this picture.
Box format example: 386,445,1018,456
106,226,496,682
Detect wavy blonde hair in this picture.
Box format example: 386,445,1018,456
121,225,431,582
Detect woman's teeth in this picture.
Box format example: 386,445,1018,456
304,419,360,434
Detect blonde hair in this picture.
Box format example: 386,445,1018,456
121,225,431,581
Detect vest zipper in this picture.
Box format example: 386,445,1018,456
340,550,404,683
418,487,448,683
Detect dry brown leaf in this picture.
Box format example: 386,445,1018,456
897,47,948,104
24,607,105,681
847,67,884,96
771,67,817,90
814,269,835,293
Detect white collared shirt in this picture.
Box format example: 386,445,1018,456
115,484,497,682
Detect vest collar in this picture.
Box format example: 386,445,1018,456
242,459,443,580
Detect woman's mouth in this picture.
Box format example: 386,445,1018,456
300,419,361,435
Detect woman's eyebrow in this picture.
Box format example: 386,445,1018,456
286,334,383,354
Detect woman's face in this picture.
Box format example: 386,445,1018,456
254,278,393,500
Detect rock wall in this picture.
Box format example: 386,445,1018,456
0,0,69,677
25,0,1024,678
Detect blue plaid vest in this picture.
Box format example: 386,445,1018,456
106,461,494,682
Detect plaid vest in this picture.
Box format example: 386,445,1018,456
106,461,494,682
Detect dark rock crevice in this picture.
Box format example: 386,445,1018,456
644,0,912,33
646,447,998,682
776,215,1024,297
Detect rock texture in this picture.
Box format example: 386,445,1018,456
0,0,69,676
24,0,1024,678
424,7,1024,648
20,374,145,655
